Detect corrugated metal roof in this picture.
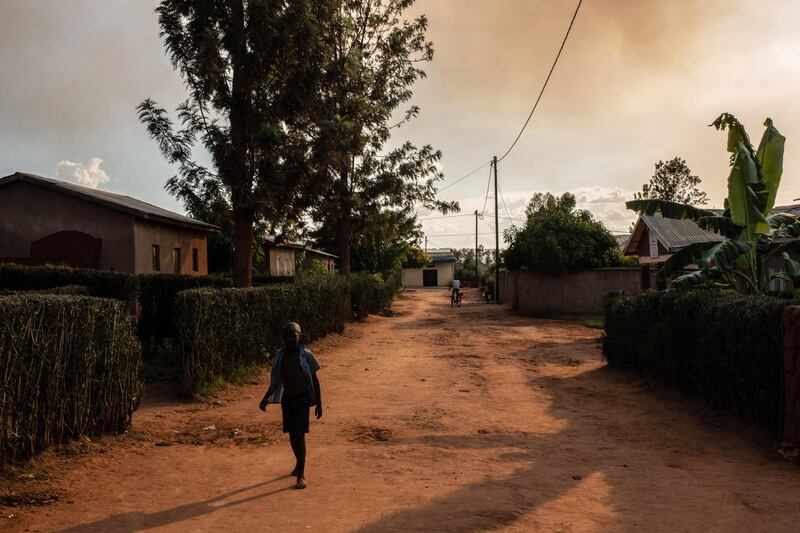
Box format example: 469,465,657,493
0,172,219,231
640,214,724,252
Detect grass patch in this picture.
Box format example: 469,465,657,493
583,319,604,329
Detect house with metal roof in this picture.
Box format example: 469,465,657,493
0,172,219,274
624,207,800,292
401,248,456,288
623,214,726,265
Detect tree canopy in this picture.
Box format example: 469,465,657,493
139,0,336,286
635,157,708,205
308,0,457,276
504,193,620,273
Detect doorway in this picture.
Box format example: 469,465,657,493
423,269,438,287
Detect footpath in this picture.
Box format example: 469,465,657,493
9,290,800,532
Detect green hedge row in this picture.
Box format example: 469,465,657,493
0,294,142,462
350,271,399,319
0,264,293,349
175,272,349,396
603,290,790,436
0,263,135,299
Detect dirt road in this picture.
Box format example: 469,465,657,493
6,289,800,532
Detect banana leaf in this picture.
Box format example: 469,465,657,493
727,141,769,235
696,215,741,239
671,267,722,290
712,113,753,154
659,241,717,276
767,212,799,228
625,199,715,221
773,223,800,239
757,118,786,214
696,239,753,271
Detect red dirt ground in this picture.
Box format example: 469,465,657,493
3,289,800,532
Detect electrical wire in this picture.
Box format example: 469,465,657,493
497,182,514,222
418,213,474,221
497,0,583,163
438,160,492,192
480,161,494,216
424,232,495,237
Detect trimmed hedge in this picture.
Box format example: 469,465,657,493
137,273,231,347
604,290,790,436
0,294,142,462
176,272,349,396
0,263,135,299
0,265,234,347
350,271,399,319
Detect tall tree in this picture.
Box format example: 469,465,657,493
504,193,619,273
138,0,335,286
635,157,709,205
310,0,456,276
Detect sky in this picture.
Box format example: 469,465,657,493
2,0,800,251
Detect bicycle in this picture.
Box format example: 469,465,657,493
450,289,462,308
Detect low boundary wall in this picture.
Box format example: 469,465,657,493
500,268,640,314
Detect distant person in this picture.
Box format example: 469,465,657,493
451,278,461,305
259,322,323,490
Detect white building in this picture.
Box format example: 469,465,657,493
402,248,456,288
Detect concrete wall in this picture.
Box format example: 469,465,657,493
402,263,455,288
500,268,641,314
133,220,209,275
402,268,423,287
783,306,800,446
0,180,136,272
267,247,296,276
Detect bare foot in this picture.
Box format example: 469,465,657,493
296,476,307,490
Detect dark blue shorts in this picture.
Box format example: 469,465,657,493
281,394,311,434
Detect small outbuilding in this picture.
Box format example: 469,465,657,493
0,172,219,274
402,248,456,288
262,236,338,276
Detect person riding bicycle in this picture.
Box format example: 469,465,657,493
451,278,461,305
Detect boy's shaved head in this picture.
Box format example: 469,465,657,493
285,322,301,336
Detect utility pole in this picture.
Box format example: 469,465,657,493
474,210,479,288
493,156,500,303
424,235,427,253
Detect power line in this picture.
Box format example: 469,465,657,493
418,213,474,221
497,0,583,163
480,161,493,216
438,160,492,192
425,232,495,237
497,181,514,221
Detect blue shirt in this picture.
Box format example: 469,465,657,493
266,346,321,405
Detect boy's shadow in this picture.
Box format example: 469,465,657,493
56,475,294,532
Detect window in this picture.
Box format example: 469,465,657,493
152,245,161,272
173,248,182,273
192,248,199,272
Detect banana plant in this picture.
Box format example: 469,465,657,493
626,114,799,294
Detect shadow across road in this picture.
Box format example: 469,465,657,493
55,476,294,533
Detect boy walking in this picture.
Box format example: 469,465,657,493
259,322,323,489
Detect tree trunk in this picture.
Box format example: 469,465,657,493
339,208,351,277
232,208,253,288
338,165,351,277
228,0,252,287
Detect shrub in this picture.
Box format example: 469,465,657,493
0,294,142,462
137,273,231,348
175,271,348,396
604,290,789,435
349,271,398,319
0,263,135,299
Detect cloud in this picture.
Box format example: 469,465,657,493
56,157,110,189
